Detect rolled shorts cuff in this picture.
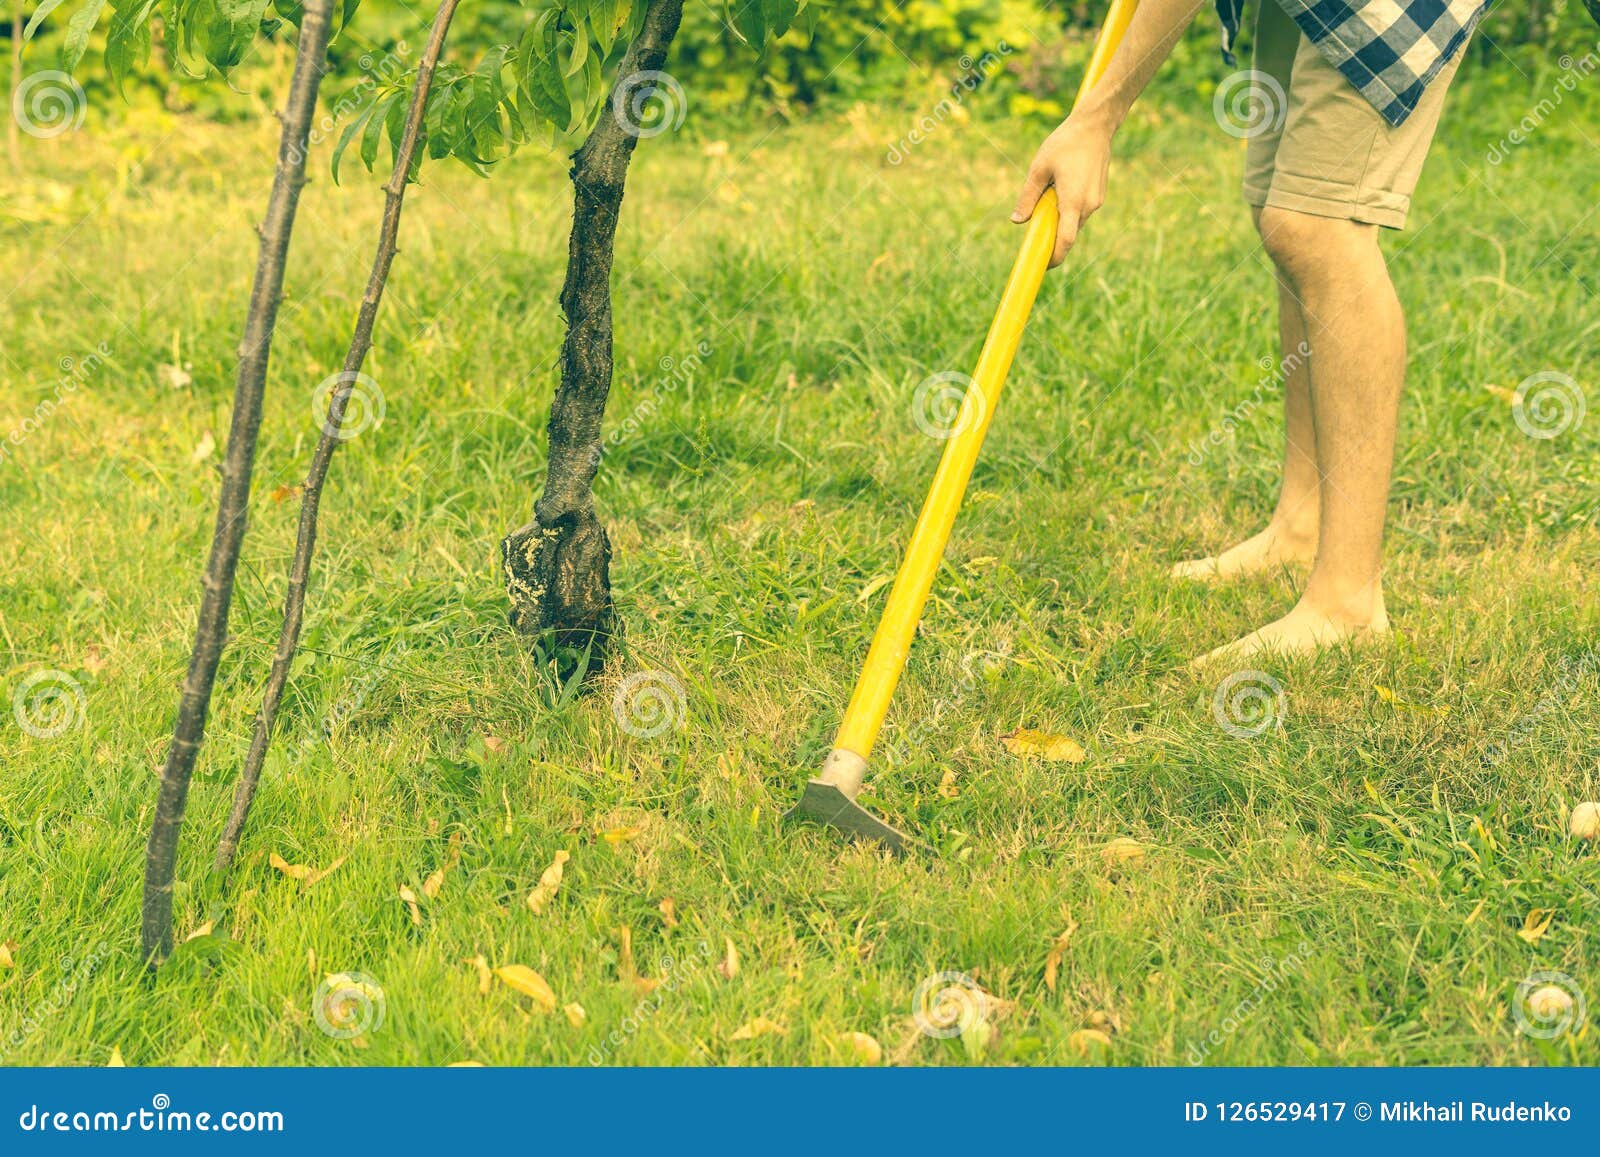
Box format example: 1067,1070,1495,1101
1242,174,1411,230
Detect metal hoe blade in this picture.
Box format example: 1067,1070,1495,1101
783,778,918,855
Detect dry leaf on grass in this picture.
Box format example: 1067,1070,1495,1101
1044,916,1079,995
616,926,659,996
269,852,346,887
466,954,492,996
730,1016,787,1041
494,965,557,1013
602,826,641,847
563,1002,587,1028
189,430,216,464
1517,909,1555,944
1069,1028,1113,1055
658,897,678,928
526,850,571,915
1100,838,1146,868
82,645,109,676
937,770,960,799
483,734,508,756
0,940,17,969
1000,728,1086,763
106,1046,125,1067
398,885,423,927
837,1031,882,1065
183,921,214,943
716,937,739,980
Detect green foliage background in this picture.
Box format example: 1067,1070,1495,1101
13,0,1600,144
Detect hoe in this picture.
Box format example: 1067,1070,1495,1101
784,0,1140,852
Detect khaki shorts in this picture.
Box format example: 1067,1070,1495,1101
1244,0,1468,229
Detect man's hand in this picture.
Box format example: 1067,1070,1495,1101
1011,115,1114,268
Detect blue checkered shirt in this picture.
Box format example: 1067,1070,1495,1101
1215,0,1489,126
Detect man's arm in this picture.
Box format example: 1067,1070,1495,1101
1013,0,1209,266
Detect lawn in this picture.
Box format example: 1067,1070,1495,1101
2,68,1597,1066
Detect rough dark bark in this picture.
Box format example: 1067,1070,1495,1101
213,0,464,876
140,0,334,966
501,0,687,657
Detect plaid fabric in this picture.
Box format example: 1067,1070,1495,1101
1214,0,1490,126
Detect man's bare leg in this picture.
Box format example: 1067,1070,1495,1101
1173,236,1321,580
1197,207,1398,663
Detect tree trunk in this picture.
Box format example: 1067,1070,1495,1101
214,0,464,875
140,0,334,966
501,0,686,658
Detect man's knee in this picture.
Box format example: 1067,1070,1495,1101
1255,206,1377,287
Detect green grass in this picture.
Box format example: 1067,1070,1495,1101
2,71,1598,1066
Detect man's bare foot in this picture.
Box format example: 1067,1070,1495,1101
1170,523,1317,582
1191,597,1390,668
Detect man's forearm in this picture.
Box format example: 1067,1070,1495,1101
1073,0,1210,135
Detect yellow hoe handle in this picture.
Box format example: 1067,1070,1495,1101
831,0,1140,764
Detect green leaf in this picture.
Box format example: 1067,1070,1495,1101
24,0,70,40
330,99,376,183
359,89,391,171
59,0,107,70
195,0,272,71
105,0,159,95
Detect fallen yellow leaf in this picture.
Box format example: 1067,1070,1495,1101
937,769,960,799
1044,916,1079,995
658,897,679,928
602,826,641,846
1000,728,1086,763
466,954,492,996
447,1061,484,1067
421,868,446,900
190,429,216,464
1069,1028,1113,1055
526,850,571,915
269,852,346,887
1483,383,1518,404
107,1046,125,1067
837,1031,882,1065
730,1016,788,1041
398,885,422,927
716,937,739,980
563,1002,587,1028
0,940,18,969
1517,908,1555,945
1101,837,1146,868
82,645,109,676
183,921,214,943
494,965,557,1013
483,734,508,755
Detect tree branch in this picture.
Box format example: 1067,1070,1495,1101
213,0,465,875
140,0,335,966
